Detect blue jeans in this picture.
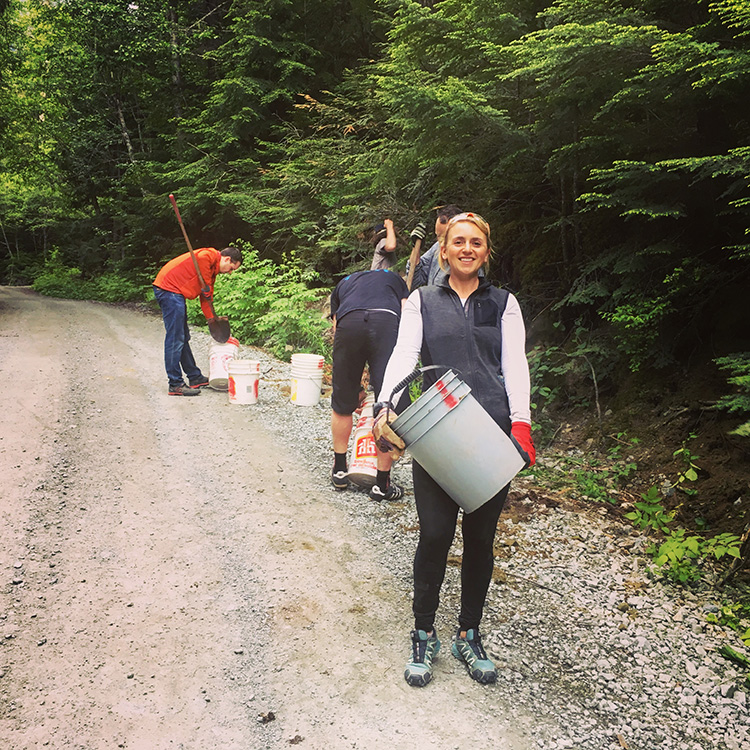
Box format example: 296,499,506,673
153,286,203,389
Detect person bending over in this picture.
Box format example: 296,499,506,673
153,246,242,396
330,268,408,500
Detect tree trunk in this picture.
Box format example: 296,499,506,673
115,98,146,198
168,4,183,119
571,105,582,265
115,98,136,164
559,172,570,270
0,220,13,262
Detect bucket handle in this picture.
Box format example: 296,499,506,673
383,365,463,420
293,374,324,382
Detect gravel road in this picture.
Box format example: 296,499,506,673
1,286,748,750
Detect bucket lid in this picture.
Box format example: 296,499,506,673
212,337,240,349
394,381,471,446
229,359,259,370
291,353,324,364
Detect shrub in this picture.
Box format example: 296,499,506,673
33,265,93,300
714,353,750,437
32,250,147,303
189,246,331,360
90,273,146,303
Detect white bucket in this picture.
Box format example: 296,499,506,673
291,353,325,367
347,393,377,487
228,359,260,405
208,337,240,391
290,353,324,406
391,370,526,513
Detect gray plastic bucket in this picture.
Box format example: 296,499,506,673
391,371,525,513
391,370,462,437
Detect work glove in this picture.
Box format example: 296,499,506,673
372,404,405,461
511,421,536,468
409,221,427,244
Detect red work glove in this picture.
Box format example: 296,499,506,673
511,421,536,468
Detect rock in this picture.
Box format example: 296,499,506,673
720,683,736,698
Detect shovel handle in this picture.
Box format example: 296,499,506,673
169,194,193,253
169,193,212,300
406,237,423,291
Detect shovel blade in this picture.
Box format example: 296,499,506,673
208,316,231,343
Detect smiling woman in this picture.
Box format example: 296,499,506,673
373,211,536,690
437,212,493,290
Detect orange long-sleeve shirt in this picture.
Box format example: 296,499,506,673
153,248,220,319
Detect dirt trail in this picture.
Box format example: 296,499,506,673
0,287,536,749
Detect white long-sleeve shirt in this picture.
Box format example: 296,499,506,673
377,289,531,424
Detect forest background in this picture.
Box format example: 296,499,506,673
2,1,750,591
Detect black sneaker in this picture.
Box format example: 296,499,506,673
169,384,201,396
188,376,210,388
331,468,349,490
369,482,404,502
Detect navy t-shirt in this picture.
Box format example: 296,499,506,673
330,269,409,321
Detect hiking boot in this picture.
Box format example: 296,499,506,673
169,384,201,396
188,376,210,388
451,628,497,684
404,629,440,687
331,468,349,490
369,482,404,502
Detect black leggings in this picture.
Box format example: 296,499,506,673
412,461,509,632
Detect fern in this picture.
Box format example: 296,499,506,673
715,353,750,436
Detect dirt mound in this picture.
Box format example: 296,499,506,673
541,361,750,541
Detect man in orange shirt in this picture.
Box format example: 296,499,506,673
153,246,242,396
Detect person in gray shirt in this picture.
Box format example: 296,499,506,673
370,218,397,270
410,204,462,289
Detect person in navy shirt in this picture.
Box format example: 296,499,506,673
329,269,409,500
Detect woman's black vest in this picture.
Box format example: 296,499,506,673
418,278,511,433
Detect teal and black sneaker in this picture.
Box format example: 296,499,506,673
451,628,497,684
404,629,440,687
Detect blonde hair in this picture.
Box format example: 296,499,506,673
438,212,493,272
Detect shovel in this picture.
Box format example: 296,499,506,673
169,193,231,343
405,222,425,291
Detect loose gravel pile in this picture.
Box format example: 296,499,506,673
224,340,749,750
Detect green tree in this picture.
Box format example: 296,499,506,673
570,1,750,370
